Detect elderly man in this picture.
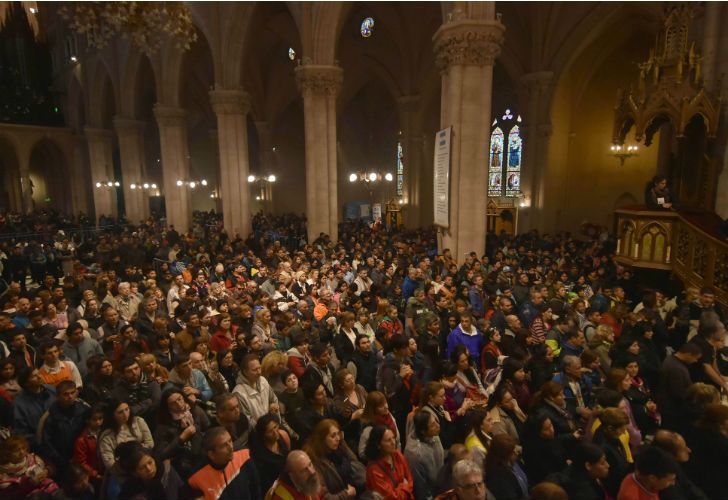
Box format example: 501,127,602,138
653,430,708,500
112,282,141,322
436,459,494,500
268,450,324,499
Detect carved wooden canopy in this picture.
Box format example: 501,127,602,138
612,5,722,146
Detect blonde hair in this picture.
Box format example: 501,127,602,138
261,350,288,378
595,324,614,343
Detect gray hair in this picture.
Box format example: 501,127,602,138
562,355,580,369
453,459,483,486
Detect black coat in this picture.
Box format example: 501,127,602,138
684,426,728,500
593,428,630,498
485,464,528,500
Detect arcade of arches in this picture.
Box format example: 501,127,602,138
3,2,728,257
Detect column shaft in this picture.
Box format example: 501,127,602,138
114,117,149,223
154,105,191,232
210,90,251,238
398,95,423,228
434,16,504,261
295,65,342,243
85,127,117,222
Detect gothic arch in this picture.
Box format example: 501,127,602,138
87,59,117,128
66,74,86,131
120,50,161,118
219,2,257,89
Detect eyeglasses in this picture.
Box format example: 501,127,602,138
459,481,485,491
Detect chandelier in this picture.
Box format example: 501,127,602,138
59,2,197,55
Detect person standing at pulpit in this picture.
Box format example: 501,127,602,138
645,175,675,210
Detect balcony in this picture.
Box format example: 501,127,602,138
614,206,728,306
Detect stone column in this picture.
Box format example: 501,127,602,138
209,90,251,238
519,71,553,231
255,120,276,212
398,95,423,228
70,134,90,216
154,105,191,232
434,15,504,261
295,64,343,243
114,117,149,224
84,127,117,222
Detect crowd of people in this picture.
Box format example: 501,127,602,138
0,207,725,500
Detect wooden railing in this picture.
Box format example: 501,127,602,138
614,206,728,307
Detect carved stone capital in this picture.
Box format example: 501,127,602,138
209,89,251,115
153,105,187,127
433,20,505,73
113,117,145,135
295,65,343,97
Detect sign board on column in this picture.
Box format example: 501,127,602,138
433,126,451,227
372,203,382,221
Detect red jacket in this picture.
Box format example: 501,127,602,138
366,451,415,500
266,476,323,500
73,429,103,480
210,328,237,353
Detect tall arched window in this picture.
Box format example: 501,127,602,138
488,109,523,197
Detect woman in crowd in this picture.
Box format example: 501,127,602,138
250,413,291,494
116,441,183,500
0,359,21,399
213,348,239,393
290,381,339,444
209,312,237,353
522,413,567,484
553,442,612,500
304,419,365,498
98,399,154,496
365,425,415,499
251,308,277,352
591,407,631,497
499,357,532,410
332,368,367,450
82,355,115,405
484,433,529,500
451,345,489,403
528,343,557,392
358,391,401,460
404,410,445,500
486,385,526,445
464,408,493,467
153,388,210,480
138,353,169,387
261,350,289,394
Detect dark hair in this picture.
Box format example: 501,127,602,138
595,389,623,409
572,442,606,471
364,425,393,462
103,398,135,434
412,410,434,441
39,340,60,355
677,342,702,356
116,441,154,476
241,353,260,372
56,379,77,394
466,409,492,451
17,366,38,389
157,387,190,425
202,426,230,453
253,413,281,444
634,446,678,478
485,434,517,474
119,357,139,373
390,335,408,352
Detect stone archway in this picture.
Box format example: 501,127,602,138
28,138,72,212
0,135,22,211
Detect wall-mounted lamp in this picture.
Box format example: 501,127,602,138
609,144,639,166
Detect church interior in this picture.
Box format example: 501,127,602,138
1,1,727,299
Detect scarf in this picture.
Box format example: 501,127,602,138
170,401,194,428
376,413,398,437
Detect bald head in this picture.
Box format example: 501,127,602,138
286,450,319,495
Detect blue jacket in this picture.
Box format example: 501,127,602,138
447,325,484,363
402,276,420,302
39,400,90,466
13,385,56,449
551,372,593,416
469,285,487,317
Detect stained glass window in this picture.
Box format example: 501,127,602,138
396,141,404,197
488,110,524,198
505,125,522,197
360,17,374,38
488,127,504,197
